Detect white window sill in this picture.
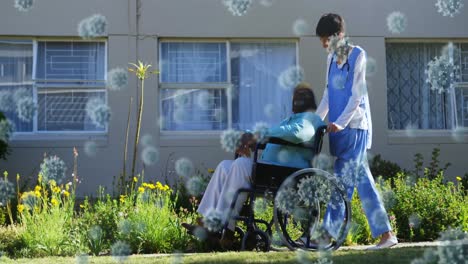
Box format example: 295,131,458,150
159,131,222,147
387,130,468,145
10,133,108,148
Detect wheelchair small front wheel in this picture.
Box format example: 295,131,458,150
273,168,351,251
240,230,270,252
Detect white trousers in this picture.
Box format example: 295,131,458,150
197,157,253,231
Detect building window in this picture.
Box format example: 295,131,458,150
159,40,298,132
386,42,468,130
0,40,107,134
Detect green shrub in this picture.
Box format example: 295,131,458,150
18,177,80,257
391,172,467,242
0,225,26,258
117,182,194,254
369,154,404,183
78,190,120,255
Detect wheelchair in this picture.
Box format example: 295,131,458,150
221,125,351,252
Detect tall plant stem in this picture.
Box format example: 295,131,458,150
131,79,144,181
121,96,133,194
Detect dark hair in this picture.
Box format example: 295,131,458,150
292,82,317,114
315,13,345,37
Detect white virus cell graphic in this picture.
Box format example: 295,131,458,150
110,240,131,262
86,97,111,128
203,210,224,232
252,122,269,142
0,178,15,206
14,0,34,12
331,75,346,90
78,14,108,39
293,19,309,36
220,129,243,152
140,134,153,147
195,90,213,110
84,141,98,157
263,104,275,119
106,68,128,91
408,213,421,229
275,186,300,215
17,96,37,122
366,56,378,77
141,146,159,166
0,90,15,112
278,66,304,91
297,176,332,206
327,34,353,63
425,51,461,94
39,155,67,184
175,157,194,177
222,0,252,16
386,11,408,34
404,122,418,138
186,175,207,196
0,119,15,142
259,0,274,7
253,197,268,214
312,153,334,172
435,0,464,17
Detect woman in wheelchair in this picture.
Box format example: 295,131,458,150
182,82,326,250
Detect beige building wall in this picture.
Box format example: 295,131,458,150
0,0,467,196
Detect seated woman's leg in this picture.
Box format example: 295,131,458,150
198,160,234,217
217,157,253,231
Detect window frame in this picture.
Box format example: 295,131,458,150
158,38,299,136
3,37,109,139
385,38,468,144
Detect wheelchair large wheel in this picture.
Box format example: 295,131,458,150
273,168,351,251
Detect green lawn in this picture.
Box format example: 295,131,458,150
0,247,431,264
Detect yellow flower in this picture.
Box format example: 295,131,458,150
34,185,41,192
51,198,59,206
3,171,8,178
208,168,215,173
52,186,61,194
62,191,70,197
17,204,25,213
138,187,145,193
79,204,85,208
38,173,43,183
65,182,71,191
133,177,138,183
16,174,20,181
148,184,156,190
119,195,126,203
34,190,41,197
456,176,462,181
49,180,57,187
164,185,170,191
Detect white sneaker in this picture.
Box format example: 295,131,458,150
366,236,398,250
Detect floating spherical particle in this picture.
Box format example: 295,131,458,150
175,157,194,177
435,0,464,17
0,178,15,206
220,129,243,152
39,155,67,184
366,56,378,77
86,97,111,128
292,19,309,36
14,0,34,12
16,96,37,122
278,66,304,91
0,119,14,142
141,146,159,166
387,11,408,34
110,240,131,262
186,175,206,196
0,90,15,112
107,68,128,91
252,122,269,142
222,0,252,16
203,210,224,232
83,141,98,157
78,14,108,39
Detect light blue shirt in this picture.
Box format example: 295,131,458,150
260,112,326,168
